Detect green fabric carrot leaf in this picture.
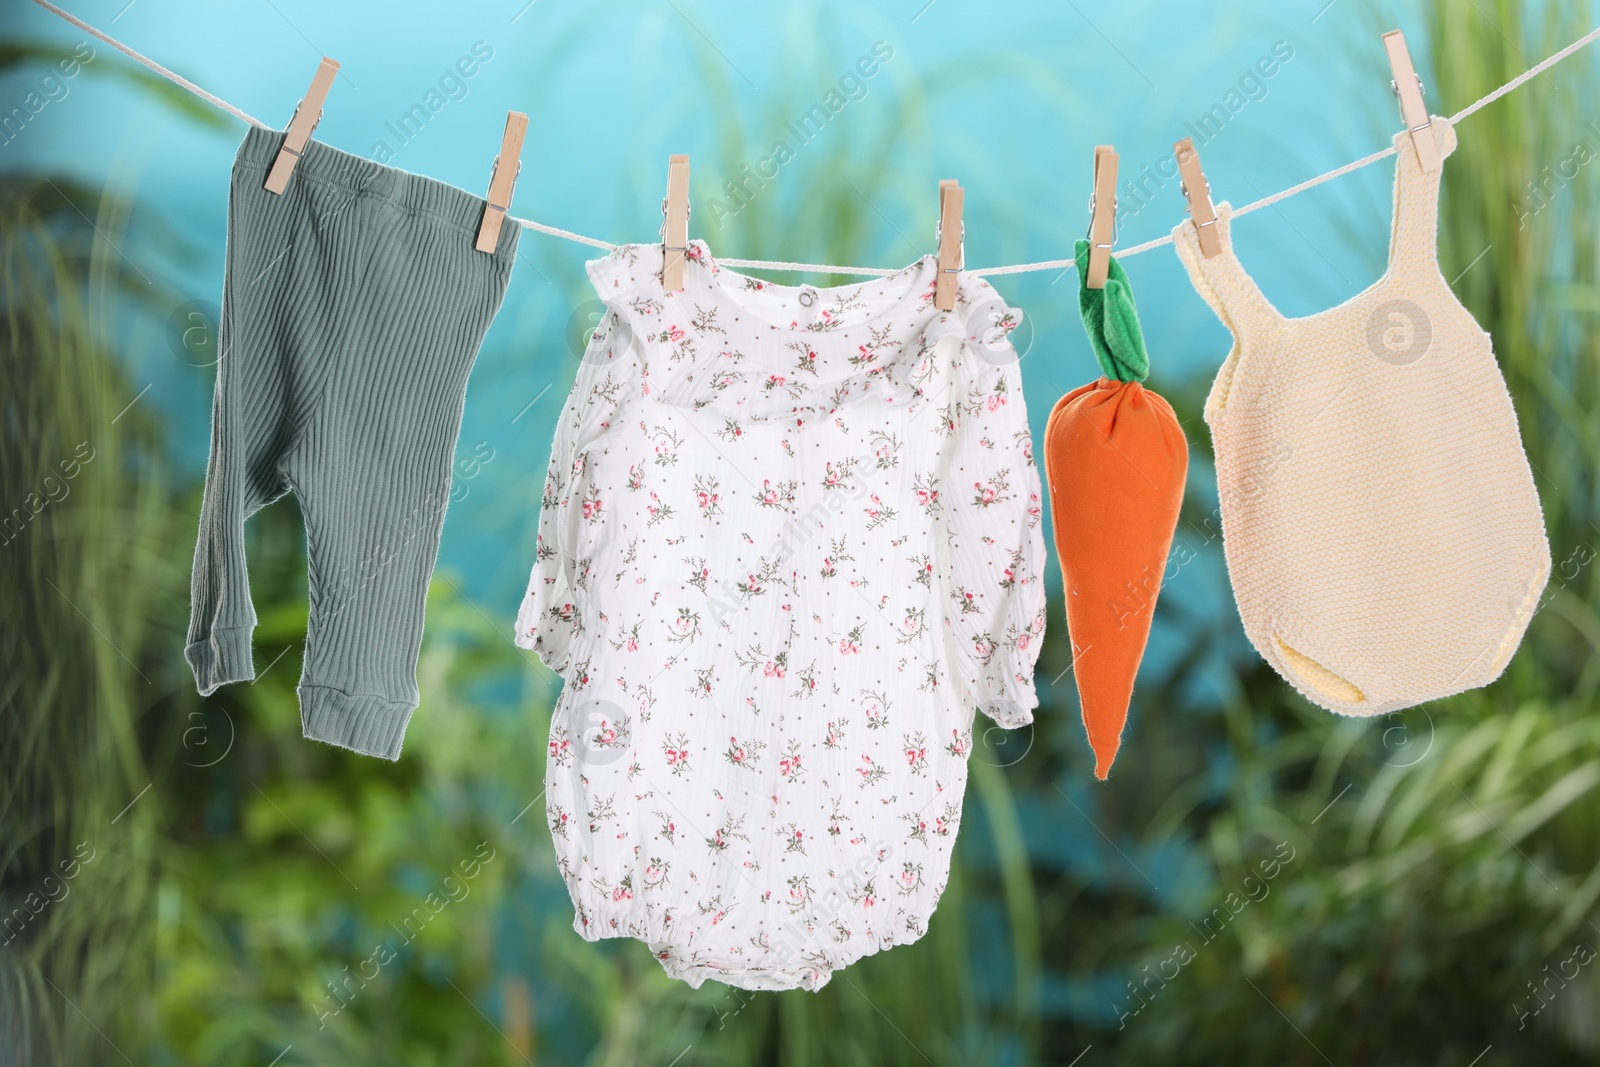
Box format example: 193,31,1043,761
1043,240,1189,779
1075,238,1150,383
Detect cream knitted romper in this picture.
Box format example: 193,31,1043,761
1172,117,1550,716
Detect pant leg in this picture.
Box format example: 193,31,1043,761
185,134,328,693
276,141,519,760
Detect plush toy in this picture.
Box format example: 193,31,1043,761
1043,240,1188,779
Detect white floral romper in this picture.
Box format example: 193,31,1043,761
516,240,1046,991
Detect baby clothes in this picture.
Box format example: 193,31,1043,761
1172,117,1550,715
187,125,518,759
517,240,1046,990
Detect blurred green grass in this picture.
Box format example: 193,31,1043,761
3,3,1600,1065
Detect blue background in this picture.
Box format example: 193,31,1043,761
5,0,1420,687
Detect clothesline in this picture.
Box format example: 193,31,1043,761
28,0,1600,278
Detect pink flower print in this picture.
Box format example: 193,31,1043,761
764,659,785,678
595,720,617,745
986,392,1006,412
668,325,686,342
549,737,571,760
934,815,949,835
780,752,801,777
837,623,864,655
974,481,998,505
903,731,930,774
820,557,836,577
722,735,765,769
858,753,888,787
627,464,643,490
613,884,631,902
581,493,603,520
864,495,882,519
915,486,938,508
761,481,779,506
663,733,692,776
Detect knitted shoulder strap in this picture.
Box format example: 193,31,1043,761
1171,202,1284,337
1386,116,1459,281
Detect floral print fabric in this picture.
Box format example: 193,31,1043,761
515,240,1045,990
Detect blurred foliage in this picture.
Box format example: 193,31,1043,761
2,1,1599,1065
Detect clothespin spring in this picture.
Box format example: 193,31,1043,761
1392,72,1430,134
935,216,965,274
660,196,691,255
1086,191,1117,254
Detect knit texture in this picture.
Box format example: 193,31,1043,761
186,125,518,759
1171,116,1550,716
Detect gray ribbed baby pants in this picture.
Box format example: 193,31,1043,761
186,125,517,760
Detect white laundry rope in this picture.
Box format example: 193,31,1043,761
31,0,269,130
26,0,1600,278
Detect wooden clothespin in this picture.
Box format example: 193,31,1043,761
1173,137,1221,258
934,178,964,312
1086,145,1118,289
1382,30,1441,173
661,155,691,291
476,111,527,253
265,58,339,195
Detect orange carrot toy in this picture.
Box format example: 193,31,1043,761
1044,239,1188,779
